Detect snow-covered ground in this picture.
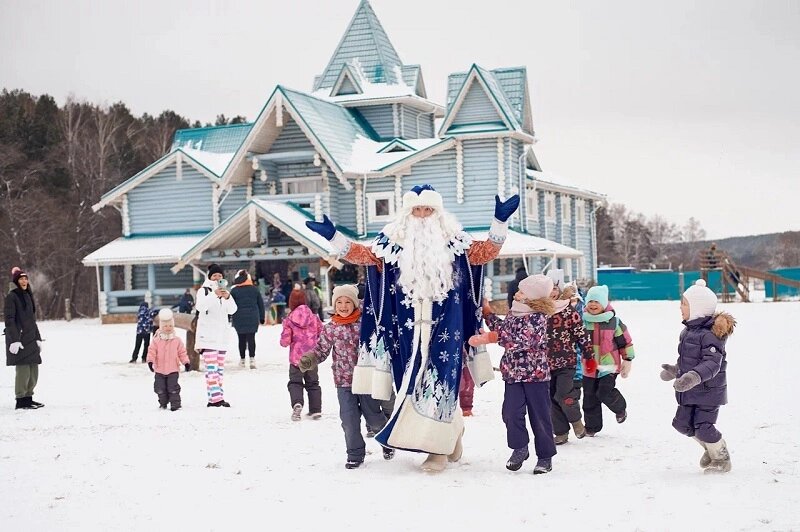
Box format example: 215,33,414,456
1,301,798,531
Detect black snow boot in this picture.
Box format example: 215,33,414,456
382,447,395,460
345,459,363,469
30,399,44,408
506,447,530,471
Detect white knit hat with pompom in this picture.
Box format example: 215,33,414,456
682,279,717,320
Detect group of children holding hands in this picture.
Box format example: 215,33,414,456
141,264,734,475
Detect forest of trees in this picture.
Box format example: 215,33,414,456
0,89,248,319
1,88,796,319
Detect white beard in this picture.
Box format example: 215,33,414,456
397,214,454,302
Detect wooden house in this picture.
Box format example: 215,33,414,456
84,0,604,318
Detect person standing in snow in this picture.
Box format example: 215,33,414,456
545,273,593,445
581,285,634,435
195,264,237,407
483,274,558,474
280,287,322,421
230,269,265,369
661,279,735,473
299,285,395,468
303,277,323,321
147,308,190,411
130,301,154,363
5,267,45,410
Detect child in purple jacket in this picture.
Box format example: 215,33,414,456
661,279,735,473
280,287,322,421
299,285,394,469
484,274,557,475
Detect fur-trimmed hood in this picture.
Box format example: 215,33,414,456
711,311,736,339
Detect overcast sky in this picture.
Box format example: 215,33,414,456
2,0,798,239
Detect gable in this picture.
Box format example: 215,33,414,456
450,82,506,130
337,76,360,95
270,116,316,153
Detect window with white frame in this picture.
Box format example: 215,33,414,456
525,186,538,220
544,193,556,222
561,196,572,225
281,177,324,195
367,191,395,223
575,199,587,226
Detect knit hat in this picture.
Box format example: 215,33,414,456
288,289,307,310
585,285,609,308
158,308,174,325
518,274,554,301
207,263,224,279
234,269,249,285
332,284,359,307
11,266,27,287
402,184,444,211
683,279,717,320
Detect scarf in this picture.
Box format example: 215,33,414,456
511,297,555,317
583,310,615,325
331,309,361,325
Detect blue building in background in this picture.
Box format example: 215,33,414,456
83,0,604,318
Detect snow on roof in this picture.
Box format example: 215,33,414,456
346,137,443,173
180,148,235,177
527,169,604,199
82,235,205,266
171,123,253,154
468,229,583,259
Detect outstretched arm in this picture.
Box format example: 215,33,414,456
467,195,519,265
306,215,381,267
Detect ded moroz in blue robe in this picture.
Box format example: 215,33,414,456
346,230,501,455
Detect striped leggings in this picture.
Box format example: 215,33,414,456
202,350,226,404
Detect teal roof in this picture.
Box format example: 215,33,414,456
314,0,403,91
444,65,530,132
171,123,253,153
279,86,376,172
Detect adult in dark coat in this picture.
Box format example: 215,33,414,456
231,269,265,369
506,267,528,310
4,267,44,409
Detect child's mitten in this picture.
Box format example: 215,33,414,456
148,362,154,373
620,359,632,378
660,363,678,381
9,342,23,354
298,354,318,373
184,363,191,372
468,330,498,347
673,370,701,392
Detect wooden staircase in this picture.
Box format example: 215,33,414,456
699,246,800,302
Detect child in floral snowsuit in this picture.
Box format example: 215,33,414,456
581,285,635,435
484,274,557,475
299,285,394,469
547,281,593,445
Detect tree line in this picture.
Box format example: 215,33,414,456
0,89,248,320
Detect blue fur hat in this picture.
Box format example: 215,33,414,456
585,285,609,308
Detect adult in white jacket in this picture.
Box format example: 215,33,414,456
195,264,237,407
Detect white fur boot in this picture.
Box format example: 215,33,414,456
421,453,447,473
704,438,731,473
448,430,464,463
693,437,711,468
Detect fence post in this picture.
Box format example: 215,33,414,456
64,298,72,321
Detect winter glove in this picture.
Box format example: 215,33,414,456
620,359,632,378
148,362,155,373
305,214,337,241
584,358,598,374
673,370,701,392
660,363,678,381
493,194,520,223
298,354,318,373
468,331,498,347
9,342,23,355
184,363,191,372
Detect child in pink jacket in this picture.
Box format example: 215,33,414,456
280,287,323,421
147,309,190,411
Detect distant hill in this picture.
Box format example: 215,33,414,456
664,231,800,271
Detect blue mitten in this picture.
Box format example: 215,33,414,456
305,215,337,241
494,195,520,222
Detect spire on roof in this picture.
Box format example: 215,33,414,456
313,0,404,91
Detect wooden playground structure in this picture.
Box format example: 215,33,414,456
699,245,800,302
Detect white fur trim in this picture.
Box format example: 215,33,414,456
402,189,444,211
384,400,464,455
371,369,393,402
351,365,374,395
330,231,351,255
488,218,508,244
